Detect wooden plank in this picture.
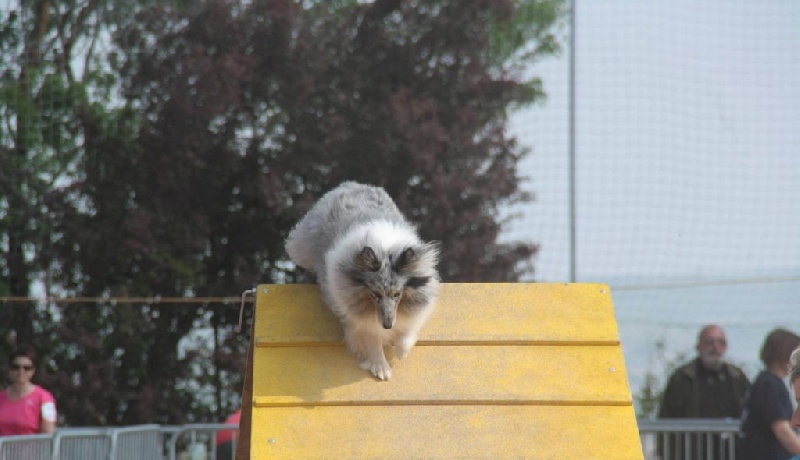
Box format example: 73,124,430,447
248,283,643,458
252,345,632,406
234,314,255,460
255,283,620,345
250,405,643,459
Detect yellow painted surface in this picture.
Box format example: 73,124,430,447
255,283,620,345
249,283,643,459
253,345,631,406
251,406,642,459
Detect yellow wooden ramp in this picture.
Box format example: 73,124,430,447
245,283,642,459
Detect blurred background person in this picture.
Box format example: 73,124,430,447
215,407,241,460
0,345,57,435
658,324,750,459
790,347,800,460
739,328,800,460
659,324,751,418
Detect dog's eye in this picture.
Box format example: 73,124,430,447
391,291,401,299
371,291,381,299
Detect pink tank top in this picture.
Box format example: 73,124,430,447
0,386,57,436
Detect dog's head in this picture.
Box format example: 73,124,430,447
349,243,439,329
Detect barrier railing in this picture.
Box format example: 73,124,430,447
2,425,172,460
0,433,52,460
163,423,238,460
52,427,110,460
110,424,163,460
2,419,740,459
638,418,741,460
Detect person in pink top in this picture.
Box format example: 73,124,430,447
215,408,241,460
0,345,57,436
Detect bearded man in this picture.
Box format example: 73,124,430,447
657,325,751,460
659,324,751,418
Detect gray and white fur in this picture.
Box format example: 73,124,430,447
286,181,440,380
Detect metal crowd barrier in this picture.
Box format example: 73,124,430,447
53,427,110,459
0,424,238,460
638,418,742,460
0,425,163,460
110,425,163,460
1,419,745,459
0,433,52,460
162,423,238,460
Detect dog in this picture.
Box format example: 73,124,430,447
285,181,440,380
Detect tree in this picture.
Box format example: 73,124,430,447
0,0,204,425
2,0,565,424
0,0,69,348
270,0,563,281
104,0,561,422
0,0,153,370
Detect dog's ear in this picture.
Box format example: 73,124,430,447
405,276,430,288
394,246,418,272
396,242,440,273
355,246,381,272
422,241,441,260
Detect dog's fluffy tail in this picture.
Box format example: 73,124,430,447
286,181,406,274
285,212,323,273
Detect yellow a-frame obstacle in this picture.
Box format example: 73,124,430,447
237,283,643,459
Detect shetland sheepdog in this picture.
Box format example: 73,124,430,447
286,182,440,380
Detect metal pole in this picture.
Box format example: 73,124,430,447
568,0,577,283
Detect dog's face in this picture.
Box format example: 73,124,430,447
350,245,434,329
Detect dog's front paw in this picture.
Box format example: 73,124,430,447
360,358,392,380
394,335,417,360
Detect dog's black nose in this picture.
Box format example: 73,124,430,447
382,322,393,330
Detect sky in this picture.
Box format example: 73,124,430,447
505,0,800,399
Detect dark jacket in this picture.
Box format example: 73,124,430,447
659,357,750,419
657,358,751,460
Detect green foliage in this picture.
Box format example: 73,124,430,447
635,338,689,419
489,0,565,66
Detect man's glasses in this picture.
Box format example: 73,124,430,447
10,364,34,371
